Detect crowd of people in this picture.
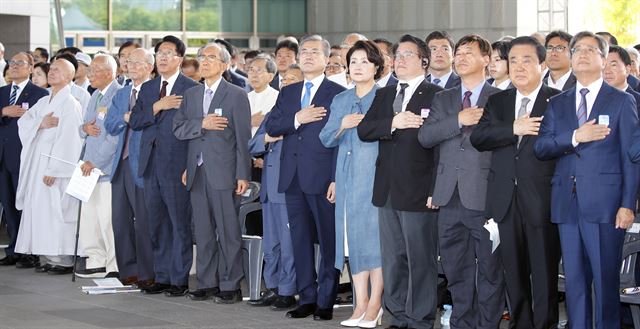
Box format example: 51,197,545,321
0,28,639,329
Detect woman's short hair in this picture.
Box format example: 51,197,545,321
346,40,385,80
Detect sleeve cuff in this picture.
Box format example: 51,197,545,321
294,115,301,130
572,130,579,147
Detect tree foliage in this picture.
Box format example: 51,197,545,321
601,0,640,46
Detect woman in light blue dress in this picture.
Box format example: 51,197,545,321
320,40,385,328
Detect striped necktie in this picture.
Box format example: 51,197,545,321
8,85,18,105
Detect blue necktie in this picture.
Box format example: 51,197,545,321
8,85,18,105
577,88,589,126
432,78,441,87
300,82,313,108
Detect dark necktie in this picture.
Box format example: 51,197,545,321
122,89,137,160
432,78,441,86
461,90,473,132
9,85,18,105
393,83,409,114
577,88,589,126
159,80,168,99
517,97,531,147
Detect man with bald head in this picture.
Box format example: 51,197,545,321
105,48,155,287
14,58,84,275
328,33,367,88
0,52,48,268
75,54,122,278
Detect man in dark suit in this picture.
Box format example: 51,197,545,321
373,38,399,87
534,31,639,329
129,35,199,297
603,45,640,116
173,43,251,304
265,34,345,321
425,31,461,89
471,36,562,329
544,30,577,91
419,34,503,329
104,47,155,288
358,34,443,329
270,40,299,91
0,52,48,267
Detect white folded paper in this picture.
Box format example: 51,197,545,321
484,218,500,253
65,161,103,202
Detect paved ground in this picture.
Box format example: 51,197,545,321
0,229,566,328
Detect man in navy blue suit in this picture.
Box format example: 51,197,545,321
0,52,48,267
265,34,345,321
534,31,639,329
129,35,199,297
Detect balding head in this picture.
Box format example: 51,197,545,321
49,58,76,88
127,48,155,85
340,33,368,65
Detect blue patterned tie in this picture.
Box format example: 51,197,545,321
432,78,441,87
300,81,313,108
8,85,18,105
577,88,589,126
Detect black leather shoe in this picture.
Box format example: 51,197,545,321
247,288,278,306
385,326,407,329
141,282,171,294
104,272,119,278
186,287,220,301
74,267,106,278
47,265,73,275
0,255,19,266
286,303,317,318
271,295,297,310
34,263,52,273
214,289,242,304
313,307,333,321
16,255,39,269
164,285,189,297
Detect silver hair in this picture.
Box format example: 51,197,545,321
198,43,231,63
569,31,609,58
134,48,155,66
93,53,118,77
299,35,331,57
343,33,368,42
627,47,640,61
250,54,277,74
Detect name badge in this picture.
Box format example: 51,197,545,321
21,102,29,110
598,114,609,126
421,108,431,118
214,108,223,116
97,106,107,120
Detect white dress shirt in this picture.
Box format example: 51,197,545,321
514,82,543,118
161,70,180,96
397,75,426,112
547,70,572,91
203,77,223,116
494,79,512,90
294,74,326,129
571,77,604,146
377,72,392,88
10,79,29,104
248,86,279,115
430,70,452,88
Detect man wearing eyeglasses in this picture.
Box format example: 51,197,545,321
358,34,443,329
265,34,345,321
129,35,199,297
534,31,639,329
0,52,48,268
425,31,460,89
544,30,577,91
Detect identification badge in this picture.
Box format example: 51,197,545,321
421,108,431,118
214,108,223,116
598,114,609,126
97,106,107,120
21,102,29,110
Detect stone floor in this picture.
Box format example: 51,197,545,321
0,228,567,328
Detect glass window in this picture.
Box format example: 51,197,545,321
221,0,252,33
260,39,278,49
112,0,182,31
114,37,144,48
187,38,215,47
227,39,249,49
186,0,221,32
65,37,75,47
82,37,106,47
61,0,108,31
258,0,306,34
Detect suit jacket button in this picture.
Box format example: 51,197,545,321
515,156,519,160
293,153,297,156
460,147,464,151
298,136,302,140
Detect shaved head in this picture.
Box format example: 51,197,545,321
49,59,76,88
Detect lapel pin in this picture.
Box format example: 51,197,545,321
418,91,423,95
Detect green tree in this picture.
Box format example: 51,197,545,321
601,0,640,46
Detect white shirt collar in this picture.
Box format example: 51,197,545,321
431,70,452,87
99,80,117,96
161,70,180,94
494,79,512,90
132,79,149,93
548,69,572,90
205,76,223,95
377,72,392,87
575,77,604,117
515,82,543,117
11,79,29,92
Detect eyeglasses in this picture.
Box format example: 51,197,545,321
571,46,603,56
196,55,224,63
326,63,344,70
156,51,177,59
299,49,324,57
546,45,568,53
8,60,29,67
394,51,419,61
247,67,267,74
126,60,148,66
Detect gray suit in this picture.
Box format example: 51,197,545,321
173,79,252,291
418,82,505,329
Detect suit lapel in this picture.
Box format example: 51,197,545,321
15,81,32,105
477,82,493,107
310,78,331,109
406,81,429,115
519,87,550,151
587,83,613,122
208,79,229,114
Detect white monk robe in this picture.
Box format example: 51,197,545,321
14,85,84,257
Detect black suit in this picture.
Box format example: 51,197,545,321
0,81,48,257
543,70,577,91
358,79,442,328
270,73,281,91
470,85,562,329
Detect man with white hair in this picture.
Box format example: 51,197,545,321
0,42,6,87
328,33,367,88
628,47,640,79
14,58,84,274
75,54,122,278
